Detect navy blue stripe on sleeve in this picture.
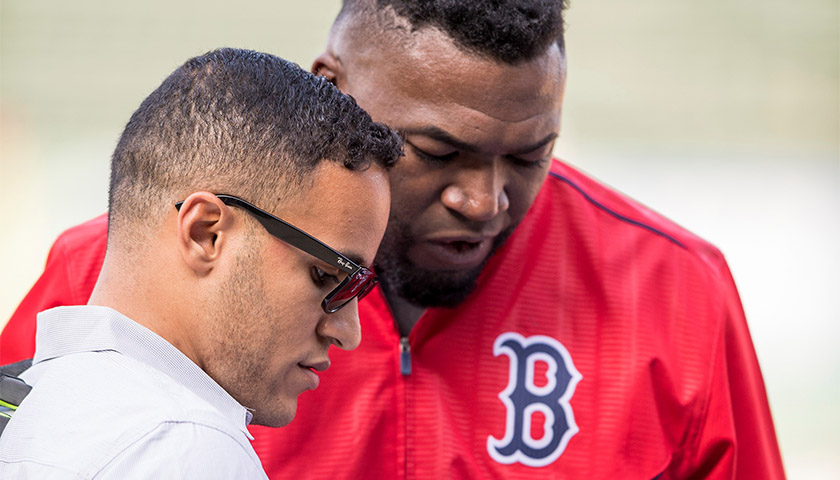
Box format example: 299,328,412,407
549,171,686,249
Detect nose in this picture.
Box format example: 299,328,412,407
441,162,510,222
317,300,362,351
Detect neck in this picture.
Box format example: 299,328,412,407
87,250,198,363
383,290,426,337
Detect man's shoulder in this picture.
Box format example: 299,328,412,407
1,351,254,477
20,350,233,428
540,159,728,273
0,214,109,364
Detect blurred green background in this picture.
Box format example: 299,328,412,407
1,0,837,476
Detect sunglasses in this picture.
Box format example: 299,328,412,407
175,194,378,313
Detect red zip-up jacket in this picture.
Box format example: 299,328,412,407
1,160,784,479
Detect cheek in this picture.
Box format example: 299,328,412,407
390,166,444,214
506,168,550,218
390,156,434,189
265,277,323,317
256,257,325,324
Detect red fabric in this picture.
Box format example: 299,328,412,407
0,213,107,364
0,161,784,479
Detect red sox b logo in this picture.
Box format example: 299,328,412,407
487,332,582,467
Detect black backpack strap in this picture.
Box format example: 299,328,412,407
0,358,33,377
0,360,34,437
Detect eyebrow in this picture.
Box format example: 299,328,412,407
400,126,558,156
344,252,367,268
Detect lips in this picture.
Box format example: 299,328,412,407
298,359,330,391
413,235,494,271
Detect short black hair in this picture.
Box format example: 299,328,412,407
108,48,402,242
339,0,569,63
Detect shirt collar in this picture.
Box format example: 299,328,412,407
34,305,254,438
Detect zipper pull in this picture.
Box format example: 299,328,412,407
400,336,412,376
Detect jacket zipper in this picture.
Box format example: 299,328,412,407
400,336,411,375
399,335,412,479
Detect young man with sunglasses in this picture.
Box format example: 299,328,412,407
0,48,401,477
1,1,784,478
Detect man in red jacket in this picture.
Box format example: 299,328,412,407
1,0,784,478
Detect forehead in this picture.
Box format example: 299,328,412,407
274,163,390,266
341,27,566,149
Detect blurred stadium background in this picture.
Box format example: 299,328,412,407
1,0,837,476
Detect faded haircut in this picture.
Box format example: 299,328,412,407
338,0,570,63
108,48,402,245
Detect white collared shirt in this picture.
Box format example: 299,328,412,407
0,306,268,479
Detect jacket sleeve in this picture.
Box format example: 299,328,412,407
679,262,785,479
0,214,108,364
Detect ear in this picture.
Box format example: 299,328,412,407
175,192,233,276
311,50,344,89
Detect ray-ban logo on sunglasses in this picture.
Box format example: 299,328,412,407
336,258,354,271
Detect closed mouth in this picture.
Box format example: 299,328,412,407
298,359,330,373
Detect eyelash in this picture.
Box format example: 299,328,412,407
311,266,340,288
410,145,458,164
410,143,547,169
507,155,549,169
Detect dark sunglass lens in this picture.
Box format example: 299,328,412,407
356,277,378,300
324,271,377,312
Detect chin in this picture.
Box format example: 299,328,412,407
377,223,517,308
381,263,484,308
249,403,296,428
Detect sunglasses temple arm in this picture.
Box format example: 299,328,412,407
253,215,360,276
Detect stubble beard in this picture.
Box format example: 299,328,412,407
204,241,294,428
374,220,516,309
